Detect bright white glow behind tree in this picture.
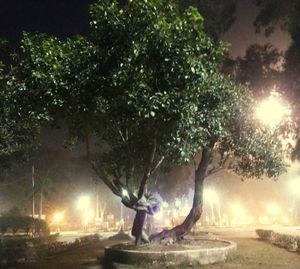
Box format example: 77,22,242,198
77,195,90,210
289,178,300,197
204,189,219,205
255,91,291,128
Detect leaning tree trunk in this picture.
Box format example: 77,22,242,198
131,176,151,245
132,210,148,245
150,145,214,242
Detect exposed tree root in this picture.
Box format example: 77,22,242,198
149,205,202,243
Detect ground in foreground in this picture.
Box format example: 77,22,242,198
7,236,300,269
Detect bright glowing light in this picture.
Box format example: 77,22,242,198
230,203,252,225
77,195,90,210
230,203,244,216
288,178,300,197
259,215,271,225
282,216,289,224
175,199,181,208
162,201,169,209
255,91,290,128
53,211,64,223
122,188,129,198
204,189,219,205
180,203,190,216
172,210,179,219
83,209,94,226
245,216,253,225
266,203,281,215
165,219,171,227
154,210,164,220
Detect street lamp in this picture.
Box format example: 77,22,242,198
53,211,64,223
255,91,290,128
53,211,64,232
77,195,90,210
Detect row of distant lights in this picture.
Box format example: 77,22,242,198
52,175,300,224
52,189,130,225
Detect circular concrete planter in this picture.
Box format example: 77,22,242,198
105,239,237,265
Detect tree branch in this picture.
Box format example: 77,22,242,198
205,166,223,179
150,155,165,175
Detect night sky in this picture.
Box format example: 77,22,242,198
0,0,291,57
0,0,94,43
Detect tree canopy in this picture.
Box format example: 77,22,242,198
0,47,37,175
8,0,287,243
13,33,99,157
222,43,283,97
254,0,300,97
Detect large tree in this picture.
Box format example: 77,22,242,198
90,0,286,242
14,0,286,244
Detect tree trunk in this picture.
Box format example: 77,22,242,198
150,144,214,242
132,210,149,245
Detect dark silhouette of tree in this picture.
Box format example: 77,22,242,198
179,0,236,40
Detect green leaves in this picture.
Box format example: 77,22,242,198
7,0,286,186
13,33,102,147
0,58,38,172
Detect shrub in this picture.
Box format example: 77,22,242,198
0,216,49,236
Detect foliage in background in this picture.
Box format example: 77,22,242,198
0,43,38,176
179,0,236,40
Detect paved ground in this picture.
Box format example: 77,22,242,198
7,226,300,269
